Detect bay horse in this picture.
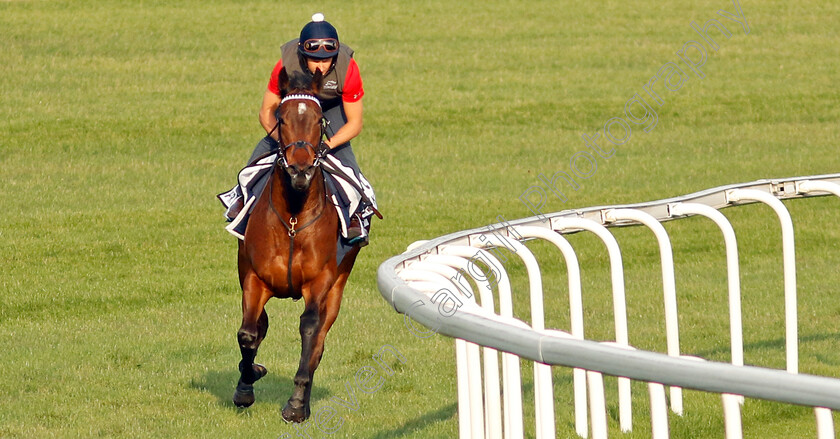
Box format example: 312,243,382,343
233,67,361,423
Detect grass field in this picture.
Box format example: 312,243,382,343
1,0,839,437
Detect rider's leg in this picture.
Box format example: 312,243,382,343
247,136,279,166
327,144,370,244
224,136,279,221
323,105,375,244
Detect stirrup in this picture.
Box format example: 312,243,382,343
346,214,368,246
347,234,369,247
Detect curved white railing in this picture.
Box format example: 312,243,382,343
377,173,840,438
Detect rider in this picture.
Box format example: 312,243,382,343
223,13,375,246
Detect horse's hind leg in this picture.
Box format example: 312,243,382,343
233,272,272,408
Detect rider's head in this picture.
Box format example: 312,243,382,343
298,13,339,74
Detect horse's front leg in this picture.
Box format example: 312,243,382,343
303,250,359,402
233,270,272,408
282,271,334,423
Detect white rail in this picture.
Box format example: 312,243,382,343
377,173,840,438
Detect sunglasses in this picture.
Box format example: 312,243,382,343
302,38,338,53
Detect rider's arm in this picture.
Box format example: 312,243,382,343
325,58,364,149
325,99,363,149
259,90,282,140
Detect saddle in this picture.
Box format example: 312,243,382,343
217,152,377,263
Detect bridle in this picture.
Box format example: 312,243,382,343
272,93,329,170
275,95,330,171
267,92,330,292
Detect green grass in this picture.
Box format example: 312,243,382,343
1,0,839,437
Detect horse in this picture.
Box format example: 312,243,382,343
232,67,361,423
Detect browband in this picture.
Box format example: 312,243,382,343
281,94,321,108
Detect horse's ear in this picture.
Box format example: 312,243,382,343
278,67,290,96
311,69,323,96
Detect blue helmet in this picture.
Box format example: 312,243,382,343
298,13,340,59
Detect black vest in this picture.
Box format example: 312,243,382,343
281,39,355,112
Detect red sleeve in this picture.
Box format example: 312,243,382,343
343,59,364,103
267,59,284,96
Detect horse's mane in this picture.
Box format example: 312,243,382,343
284,71,318,95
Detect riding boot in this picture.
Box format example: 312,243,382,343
346,213,369,247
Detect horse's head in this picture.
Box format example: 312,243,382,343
276,68,326,192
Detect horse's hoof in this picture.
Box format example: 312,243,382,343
239,362,268,381
252,363,268,381
281,401,310,423
233,380,255,408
